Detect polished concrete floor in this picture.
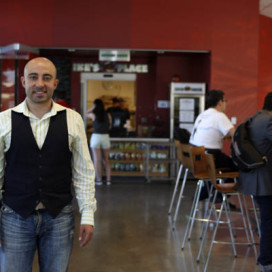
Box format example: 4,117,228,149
34,179,261,272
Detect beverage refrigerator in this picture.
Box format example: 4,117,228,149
170,82,206,139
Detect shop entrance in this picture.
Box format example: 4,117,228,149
80,73,136,139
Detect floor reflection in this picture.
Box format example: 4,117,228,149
32,180,261,272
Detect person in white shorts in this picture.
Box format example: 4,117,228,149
86,99,112,185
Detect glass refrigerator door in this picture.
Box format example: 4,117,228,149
173,96,201,134
170,82,205,139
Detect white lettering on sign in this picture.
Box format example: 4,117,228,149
93,64,100,72
117,64,126,73
73,63,148,73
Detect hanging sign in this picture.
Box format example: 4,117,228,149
99,50,130,62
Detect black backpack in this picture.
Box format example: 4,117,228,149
174,127,191,144
230,117,268,172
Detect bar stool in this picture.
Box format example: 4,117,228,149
168,141,199,227
180,144,242,250
180,144,220,249
200,153,258,272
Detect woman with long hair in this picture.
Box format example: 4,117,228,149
86,99,112,185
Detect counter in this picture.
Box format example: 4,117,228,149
108,138,178,181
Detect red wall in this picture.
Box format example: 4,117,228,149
258,15,272,108
0,0,260,125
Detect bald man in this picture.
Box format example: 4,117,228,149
0,57,96,272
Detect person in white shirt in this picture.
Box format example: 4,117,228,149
190,89,237,200
0,57,96,272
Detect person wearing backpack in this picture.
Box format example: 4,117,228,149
189,89,238,202
238,92,272,272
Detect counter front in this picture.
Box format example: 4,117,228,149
107,138,178,182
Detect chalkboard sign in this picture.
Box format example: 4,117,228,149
50,58,71,104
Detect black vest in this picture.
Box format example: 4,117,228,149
3,110,73,219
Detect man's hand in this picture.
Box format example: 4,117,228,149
223,135,232,141
79,224,94,247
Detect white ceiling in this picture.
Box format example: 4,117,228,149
260,0,272,18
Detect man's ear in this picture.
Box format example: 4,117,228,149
21,76,26,88
54,79,59,90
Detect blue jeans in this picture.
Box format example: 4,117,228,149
254,195,272,271
0,204,75,272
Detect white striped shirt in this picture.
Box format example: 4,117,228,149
0,100,96,225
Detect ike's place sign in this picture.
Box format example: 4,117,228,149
72,63,148,73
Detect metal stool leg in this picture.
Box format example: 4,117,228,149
172,168,189,226
187,180,213,241
243,194,259,261
187,180,204,241
168,164,183,215
197,190,218,262
204,194,237,272
236,193,251,244
181,179,203,249
198,191,253,264
223,196,238,256
199,181,215,239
